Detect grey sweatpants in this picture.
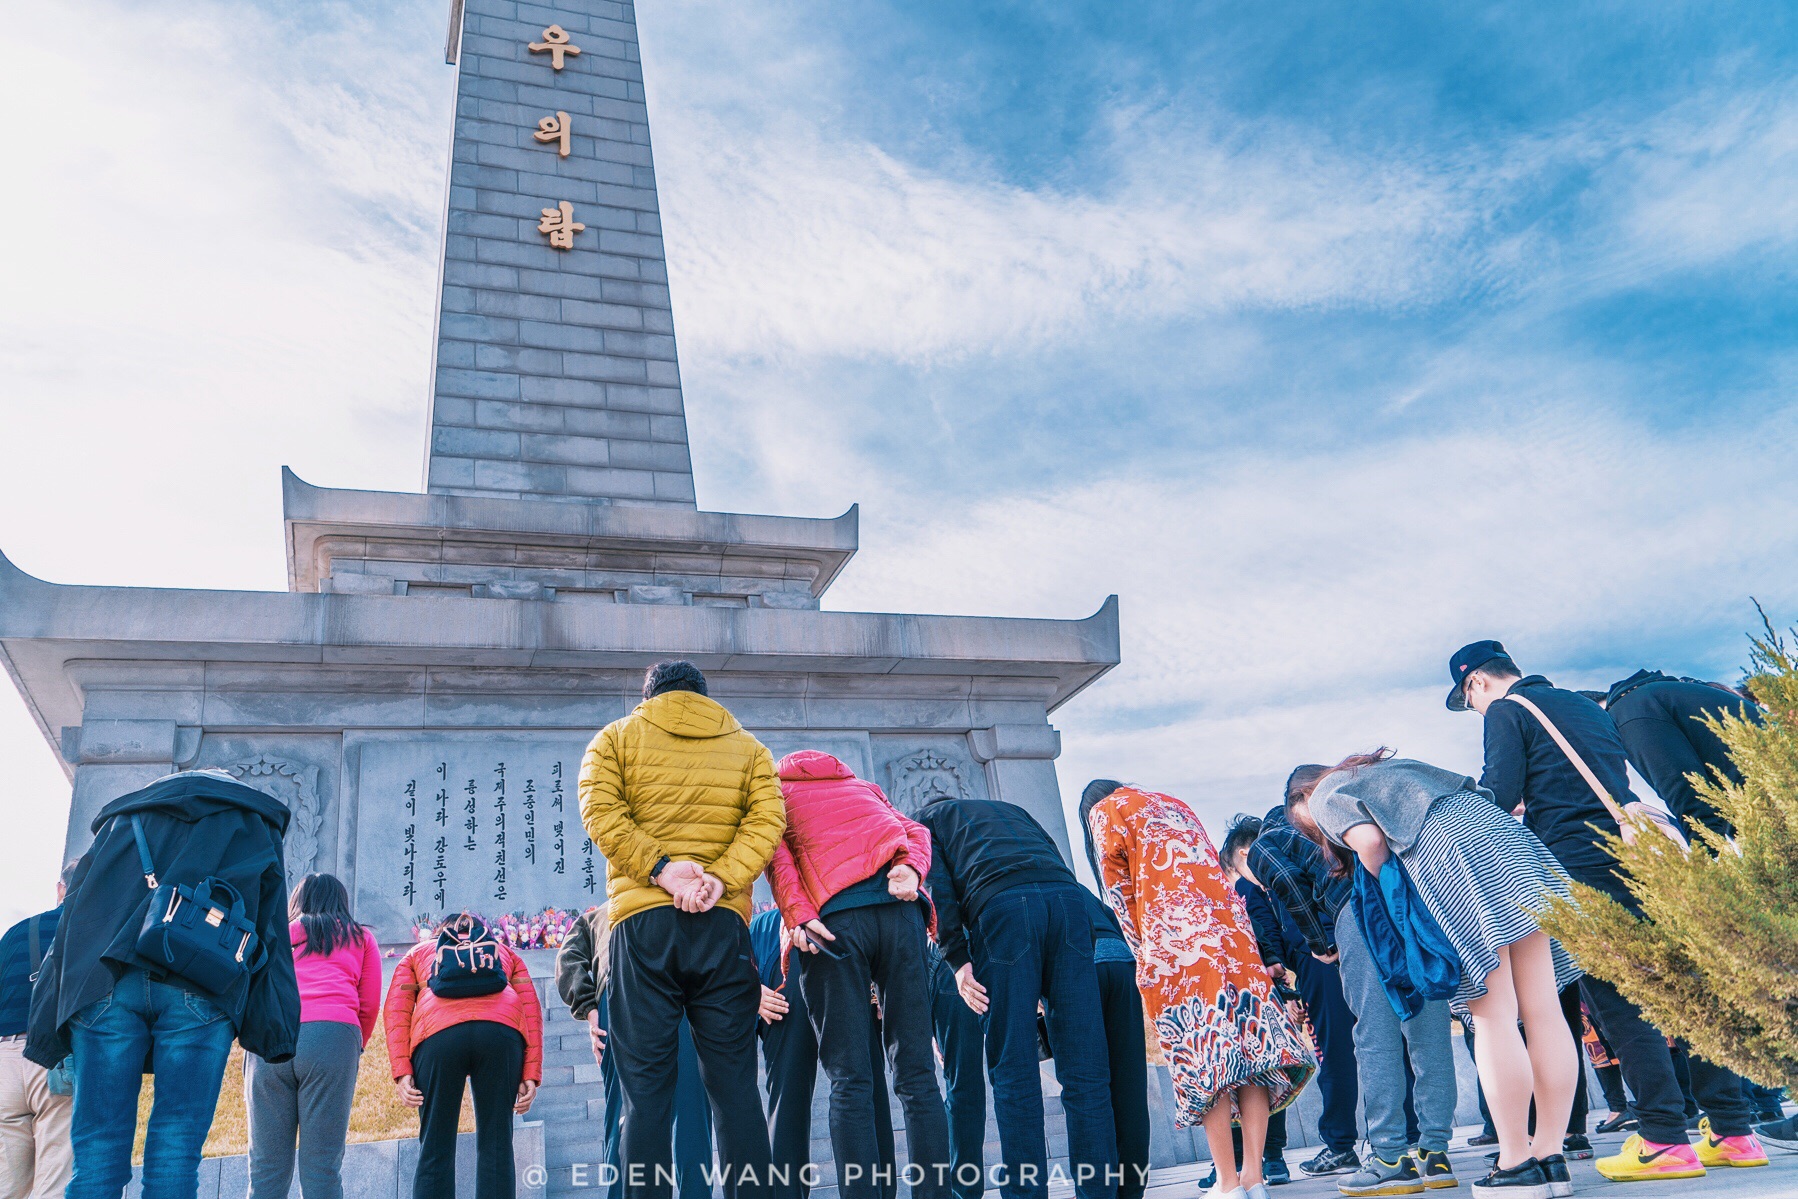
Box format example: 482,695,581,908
1334,901,1459,1158
246,1021,363,1199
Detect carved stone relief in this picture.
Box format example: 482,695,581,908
230,756,324,882
889,748,971,816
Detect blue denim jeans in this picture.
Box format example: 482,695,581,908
970,883,1117,1199
929,952,987,1199
66,967,236,1199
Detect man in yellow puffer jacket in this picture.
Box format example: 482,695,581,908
580,660,785,1199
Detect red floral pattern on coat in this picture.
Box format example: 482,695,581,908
1090,786,1316,1125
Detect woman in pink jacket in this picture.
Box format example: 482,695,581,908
245,873,383,1199
767,750,951,1199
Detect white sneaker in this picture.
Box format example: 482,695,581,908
1246,1185,1273,1199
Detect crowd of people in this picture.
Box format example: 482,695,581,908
0,646,1789,1199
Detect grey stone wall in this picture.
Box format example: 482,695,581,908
430,0,695,506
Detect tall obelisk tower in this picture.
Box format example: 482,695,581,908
430,0,695,506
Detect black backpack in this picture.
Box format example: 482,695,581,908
428,917,507,998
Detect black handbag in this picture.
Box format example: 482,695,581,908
129,815,265,994
428,918,507,999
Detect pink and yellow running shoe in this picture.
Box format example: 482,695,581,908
1594,1134,1706,1182
1694,1117,1770,1168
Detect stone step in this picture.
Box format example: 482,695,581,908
533,1094,602,1124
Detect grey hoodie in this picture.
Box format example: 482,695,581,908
1310,758,1486,854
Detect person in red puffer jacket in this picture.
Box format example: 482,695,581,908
767,750,951,1199
384,915,542,1199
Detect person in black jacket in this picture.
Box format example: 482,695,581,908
0,861,78,1199
1450,642,1761,1178
1209,821,1293,1189
1231,809,1362,1179
918,794,1117,1199
555,906,716,1199
1070,888,1150,1199
27,769,300,1199
925,938,987,1199
1601,670,1759,840
746,908,898,1199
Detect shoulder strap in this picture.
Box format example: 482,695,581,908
27,914,43,977
1498,694,1628,825
128,816,159,889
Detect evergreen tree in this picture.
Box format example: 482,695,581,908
1537,620,1798,1088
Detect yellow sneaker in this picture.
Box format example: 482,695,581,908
1694,1116,1770,1168
1593,1133,1707,1181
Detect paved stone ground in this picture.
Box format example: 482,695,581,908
1113,1120,1798,1199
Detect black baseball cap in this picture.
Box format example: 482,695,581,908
1447,639,1508,711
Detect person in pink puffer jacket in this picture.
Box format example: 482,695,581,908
766,751,951,1199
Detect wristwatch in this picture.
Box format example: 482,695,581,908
649,855,671,884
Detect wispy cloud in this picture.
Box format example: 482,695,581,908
0,0,450,589
653,107,1492,364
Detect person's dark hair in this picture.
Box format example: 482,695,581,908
59,858,80,890
1285,748,1395,878
1473,655,1522,682
289,873,364,957
1077,779,1126,889
643,660,708,700
1219,814,1262,870
1283,764,1329,806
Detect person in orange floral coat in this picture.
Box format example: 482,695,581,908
1080,782,1315,1199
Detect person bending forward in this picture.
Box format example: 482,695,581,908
1082,784,1315,1199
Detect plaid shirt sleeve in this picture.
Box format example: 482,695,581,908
1248,830,1336,957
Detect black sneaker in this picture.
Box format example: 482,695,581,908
1468,1131,1499,1148
1595,1110,1637,1134
1264,1156,1292,1186
1561,1134,1592,1160
1756,1114,1798,1152
1302,1147,1362,1176
1199,1164,1216,1189
1470,1158,1549,1199
1537,1154,1572,1199
1413,1149,1457,1190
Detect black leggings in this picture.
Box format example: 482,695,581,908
414,1020,526,1199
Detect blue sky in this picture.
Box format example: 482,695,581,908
1,0,1795,918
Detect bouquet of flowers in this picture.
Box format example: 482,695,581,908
492,907,581,949
410,907,581,949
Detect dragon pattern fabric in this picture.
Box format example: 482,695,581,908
1088,785,1317,1125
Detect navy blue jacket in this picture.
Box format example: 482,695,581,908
0,908,61,1038
1479,675,1639,862
27,773,299,1067
1604,671,1757,839
1246,806,1350,956
1234,878,1290,972
917,796,1079,970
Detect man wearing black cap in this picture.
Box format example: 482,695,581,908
1447,641,1764,1181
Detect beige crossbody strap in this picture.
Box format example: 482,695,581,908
1497,694,1629,826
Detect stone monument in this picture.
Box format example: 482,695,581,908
0,0,1121,946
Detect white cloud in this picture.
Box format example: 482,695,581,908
0,0,450,591
653,109,1489,365
1610,85,1798,272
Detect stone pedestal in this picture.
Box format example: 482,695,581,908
0,475,1117,937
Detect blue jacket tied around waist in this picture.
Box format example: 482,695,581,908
1353,859,1461,1020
